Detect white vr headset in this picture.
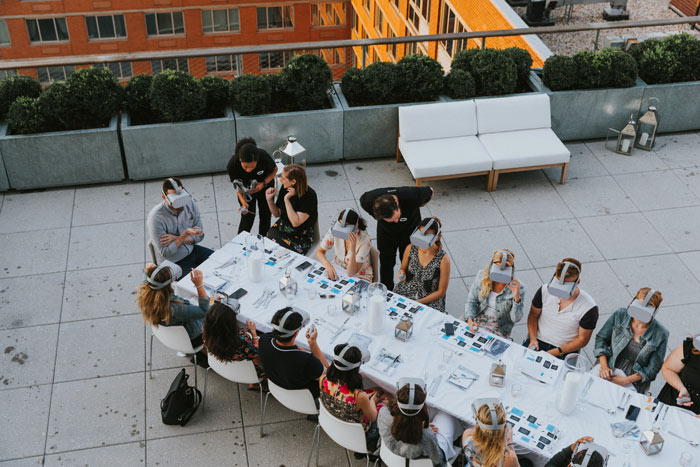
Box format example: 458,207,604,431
571,442,610,467
396,378,426,416
162,178,192,209
547,261,581,299
331,209,357,240
471,398,505,431
214,291,241,313
333,343,370,371
410,218,441,250
270,307,310,338
146,260,182,290
489,250,514,284
232,179,258,203
694,334,700,352
627,289,659,324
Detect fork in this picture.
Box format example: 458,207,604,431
617,391,631,410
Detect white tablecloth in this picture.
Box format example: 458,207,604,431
175,232,698,466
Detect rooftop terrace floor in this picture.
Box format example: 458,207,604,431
1,132,700,466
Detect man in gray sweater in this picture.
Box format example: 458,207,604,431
147,177,213,276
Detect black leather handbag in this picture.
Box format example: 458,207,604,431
160,369,201,426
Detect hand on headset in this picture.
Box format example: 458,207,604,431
571,436,595,453
306,326,318,344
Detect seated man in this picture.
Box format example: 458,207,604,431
147,177,212,276
525,258,598,359
545,436,608,467
258,307,329,399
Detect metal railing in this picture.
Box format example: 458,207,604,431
1,16,699,70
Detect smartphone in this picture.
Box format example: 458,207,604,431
444,322,455,336
677,395,692,404
625,404,641,422
295,261,312,272
231,288,247,300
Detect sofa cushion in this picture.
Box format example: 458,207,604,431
399,101,477,142
476,93,551,134
478,128,570,170
398,135,493,179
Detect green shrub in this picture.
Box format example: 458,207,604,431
340,67,367,106
630,39,678,84
451,48,481,75
200,75,229,117
542,55,578,91
396,54,444,102
0,75,42,121
663,33,700,82
37,82,70,132
125,74,156,124
280,53,332,110
363,62,400,105
503,48,533,89
573,50,598,89
7,97,44,135
230,73,274,116
593,48,637,88
444,69,476,99
151,69,205,122
470,49,517,96
61,67,123,130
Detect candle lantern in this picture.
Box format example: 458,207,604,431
278,136,307,168
635,105,659,151
639,428,664,455
341,290,360,314
606,115,636,156
279,268,297,297
489,360,506,387
394,316,414,341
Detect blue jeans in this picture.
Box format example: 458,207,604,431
176,245,213,276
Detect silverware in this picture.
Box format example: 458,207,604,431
330,317,351,344
668,429,699,447
384,354,401,372
617,392,631,410
584,399,616,415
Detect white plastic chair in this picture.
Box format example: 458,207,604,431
147,239,159,265
203,357,266,437
319,404,378,467
380,442,448,467
149,324,204,388
263,379,320,466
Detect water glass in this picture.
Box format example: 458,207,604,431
680,452,693,467
305,287,316,300
328,304,338,317
442,350,453,364
511,383,522,397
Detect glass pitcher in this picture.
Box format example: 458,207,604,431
555,353,589,415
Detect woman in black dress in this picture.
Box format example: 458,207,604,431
658,335,700,416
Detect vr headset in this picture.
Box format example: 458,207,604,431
396,377,426,416
214,291,241,312
489,250,514,284
694,334,700,352
232,179,258,203
162,178,192,209
627,289,659,324
146,260,182,290
471,398,505,431
333,343,370,371
409,218,441,250
270,307,310,338
331,210,357,240
571,442,609,467
547,261,581,299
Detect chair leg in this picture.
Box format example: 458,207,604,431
202,367,210,409
192,354,198,390
344,449,353,467
306,424,320,467
415,178,422,186
149,333,154,380
258,383,265,438
488,171,499,192
560,163,569,184
365,454,370,467
261,391,272,437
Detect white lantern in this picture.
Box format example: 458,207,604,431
606,116,636,156
341,290,360,314
489,360,506,387
394,316,413,341
279,268,297,297
640,428,664,455
279,136,306,168
635,105,659,151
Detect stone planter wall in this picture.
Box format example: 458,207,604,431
640,79,700,133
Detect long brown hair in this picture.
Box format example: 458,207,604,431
136,264,173,327
283,164,309,198
387,385,430,444
472,404,507,466
203,302,243,361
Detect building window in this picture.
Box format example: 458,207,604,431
85,15,127,40
145,12,185,36
313,48,343,65
1,70,18,79
311,3,346,27
151,58,189,74
391,0,400,9
363,0,371,13
0,19,10,45
387,27,397,61
259,51,294,70
257,6,293,30
36,65,75,84
26,18,69,43
407,0,430,29
205,55,240,74
374,4,385,34
95,62,132,79
438,0,467,57
405,41,425,56
351,10,358,34
201,8,240,33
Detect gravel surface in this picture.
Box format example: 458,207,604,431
513,0,699,55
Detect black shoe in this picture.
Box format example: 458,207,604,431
306,414,318,422
353,453,378,461
189,354,209,369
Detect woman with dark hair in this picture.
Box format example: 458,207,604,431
316,208,373,281
226,137,278,236
265,164,318,254
657,334,700,417
202,301,265,386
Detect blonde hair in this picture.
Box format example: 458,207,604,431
136,264,174,327
479,249,515,299
472,404,507,466
635,287,663,309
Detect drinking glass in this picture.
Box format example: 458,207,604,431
511,383,522,397
328,304,338,317
680,452,693,467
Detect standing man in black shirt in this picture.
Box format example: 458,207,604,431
226,137,278,236
359,186,434,290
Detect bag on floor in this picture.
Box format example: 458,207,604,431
161,368,201,426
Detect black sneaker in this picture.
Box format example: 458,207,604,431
306,414,318,422
189,354,209,369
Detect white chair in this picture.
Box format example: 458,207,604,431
203,357,266,437
149,324,203,388
380,442,447,467
319,404,378,467
370,246,379,282
262,379,320,466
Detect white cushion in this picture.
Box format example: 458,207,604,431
478,128,570,170
399,135,493,179
476,93,551,134
399,101,477,142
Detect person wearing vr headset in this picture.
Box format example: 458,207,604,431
359,185,434,290
461,399,520,467
265,164,318,255
147,177,212,276
258,307,328,399
657,333,700,416
394,217,450,313
226,137,278,236
465,249,525,339
137,262,209,367
544,436,609,467
316,208,373,281
593,288,668,394
525,258,598,359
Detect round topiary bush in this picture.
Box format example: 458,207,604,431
37,82,70,132
230,73,274,116
280,53,332,111
7,97,44,135
470,49,517,96
151,69,206,122
573,50,598,89
660,33,700,82
200,75,229,117
450,48,481,75
503,47,533,89
61,67,123,130
593,48,637,88
629,39,678,84
542,55,578,91
0,75,42,121
444,69,476,99
363,61,401,105
125,74,155,125
396,54,444,102
340,67,367,106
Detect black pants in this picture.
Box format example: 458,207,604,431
377,229,410,290
238,189,271,236
176,245,214,276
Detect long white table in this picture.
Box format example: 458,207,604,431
175,232,699,466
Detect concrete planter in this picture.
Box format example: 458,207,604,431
640,79,700,133
530,71,646,141
0,115,123,190
0,149,9,191
121,107,236,180
234,92,343,163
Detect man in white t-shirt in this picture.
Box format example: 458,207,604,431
525,258,599,359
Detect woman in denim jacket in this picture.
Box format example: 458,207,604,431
594,287,668,394
464,249,525,339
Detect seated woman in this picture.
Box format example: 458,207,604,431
265,164,318,255
202,301,266,388
462,401,519,467
465,249,525,339
594,287,668,394
316,208,373,281
137,263,209,367
394,217,450,313
657,333,700,417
